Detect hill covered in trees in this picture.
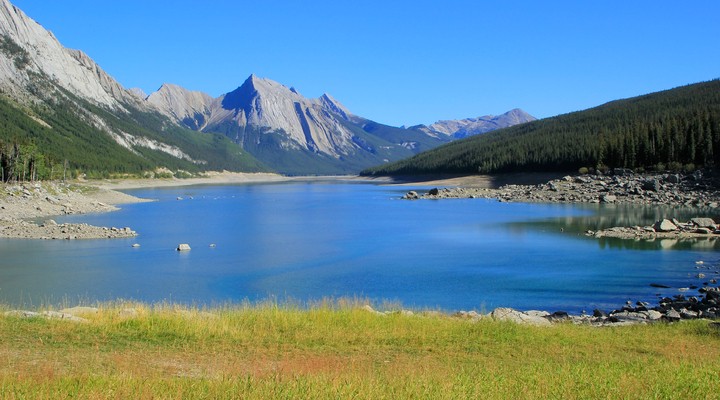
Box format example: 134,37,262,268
0,93,269,182
362,80,720,176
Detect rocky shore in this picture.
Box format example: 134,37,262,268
0,181,146,240
589,217,720,240
396,170,720,326
363,262,720,328
404,170,720,208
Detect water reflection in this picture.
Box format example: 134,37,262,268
510,203,720,251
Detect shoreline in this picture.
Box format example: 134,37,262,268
1,171,718,324
0,172,358,239
400,171,720,208
0,181,148,239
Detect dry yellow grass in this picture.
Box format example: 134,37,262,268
1,301,718,399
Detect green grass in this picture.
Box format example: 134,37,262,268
0,301,718,399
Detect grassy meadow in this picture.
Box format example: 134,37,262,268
0,300,718,399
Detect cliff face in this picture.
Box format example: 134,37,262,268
146,83,214,130
146,75,455,174
210,75,358,157
0,0,269,175
0,0,141,109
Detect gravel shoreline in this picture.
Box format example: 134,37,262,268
0,181,147,240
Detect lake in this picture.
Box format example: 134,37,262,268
1,180,718,313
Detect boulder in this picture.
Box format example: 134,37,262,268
664,309,681,322
653,219,677,232
403,191,419,200
691,217,716,229
666,174,681,184
644,310,663,320
45,195,61,204
609,311,648,323
642,179,661,192
490,307,552,326
427,188,439,196
593,309,609,318
600,194,617,203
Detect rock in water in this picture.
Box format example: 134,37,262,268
403,191,419,200
176,244,191,251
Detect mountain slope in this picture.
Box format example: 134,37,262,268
409,109,536,139
0,0,534,177
147,75,536,175
363,80,720,176
147,75,456,175
0,0,268,179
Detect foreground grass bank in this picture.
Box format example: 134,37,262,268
1,302,719,399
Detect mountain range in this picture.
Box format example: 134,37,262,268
142,76,534,174
0,0,534,177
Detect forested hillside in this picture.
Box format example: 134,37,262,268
362,80,720,176
0,94,269,181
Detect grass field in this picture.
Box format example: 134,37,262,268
1,301,718,399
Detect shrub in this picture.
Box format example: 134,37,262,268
667,161,683,171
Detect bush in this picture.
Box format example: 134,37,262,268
668,161,683,171
578,167,589,175
683,163,696,173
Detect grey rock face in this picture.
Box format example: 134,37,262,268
0,0,142,109
414,108,536,138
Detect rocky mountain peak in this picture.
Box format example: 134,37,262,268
146,83,214,130
0,0,140,109
420,108,536,139
319,93,353,121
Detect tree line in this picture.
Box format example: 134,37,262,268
0,140,69,182
362,79,720,176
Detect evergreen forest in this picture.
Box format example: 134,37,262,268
0,93,268,182
362,80,720,176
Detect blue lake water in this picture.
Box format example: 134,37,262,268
1,180,718,312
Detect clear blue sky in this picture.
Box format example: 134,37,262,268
11,0,720,127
